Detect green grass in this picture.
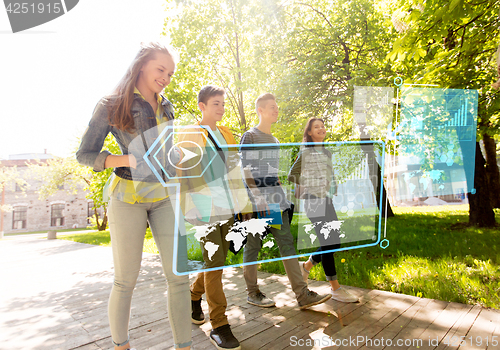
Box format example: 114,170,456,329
303,205,500,309
60,205,500,308
61,229,160,254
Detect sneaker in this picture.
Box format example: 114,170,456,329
299,261,310,285
191,298,205,324
298,290,331,310
209,324,241,350
331,287,358,303
247,290,276,307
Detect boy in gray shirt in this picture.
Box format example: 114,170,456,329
240,93,331,309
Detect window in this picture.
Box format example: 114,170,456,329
51,203,65,226
12,206,27,229
15,183,22,192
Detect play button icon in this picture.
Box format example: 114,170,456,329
178,146,198,165
168,141,203,170
145,126,219,182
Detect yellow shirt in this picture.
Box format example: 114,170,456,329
108,89,170,204
176,122,253,219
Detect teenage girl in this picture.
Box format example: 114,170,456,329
76,42,192,350
288,117,358,303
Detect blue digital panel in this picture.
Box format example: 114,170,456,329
172,139,385,275
389,87,477,202
130,124,385,275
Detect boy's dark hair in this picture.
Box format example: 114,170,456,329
255,93,276,113
198,85,225,104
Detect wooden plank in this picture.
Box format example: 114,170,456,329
432,304,482,350
330,295,419,346
268,323,321,350
390,299,450,350
330,298,417,349
266,290,394,350
236,303,329,349
459,308,500,350
70,343,103,350
3,238,497,350
359,297,430,349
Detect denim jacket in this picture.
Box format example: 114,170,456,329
76,94,175,182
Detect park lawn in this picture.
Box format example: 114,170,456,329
60,204,500,309
5,227,94,236
310,205,500,309
60,228,160,254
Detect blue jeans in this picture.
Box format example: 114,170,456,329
108,197,191,348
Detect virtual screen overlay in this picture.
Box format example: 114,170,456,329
127,124,385,275
124,85,478,275
353,86,478,205
392,87,478,202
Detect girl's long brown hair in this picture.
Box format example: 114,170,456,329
107,42,175,132
302,117,325,145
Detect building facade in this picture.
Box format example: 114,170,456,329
1,154,94,235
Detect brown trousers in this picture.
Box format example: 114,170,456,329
190,216,234,329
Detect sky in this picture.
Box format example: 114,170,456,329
0,0,170,159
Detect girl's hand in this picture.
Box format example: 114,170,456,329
128,154,137,169
104,154,138,169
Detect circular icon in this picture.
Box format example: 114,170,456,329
168,141,203,170
394,77,403,87
380,239,390,249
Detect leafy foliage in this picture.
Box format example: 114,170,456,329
387,0,500,135
387,0,500,218
164,0,287,138
164,0,398,143
274,0,397,142
0,163,28,212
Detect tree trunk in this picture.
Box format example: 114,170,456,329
467,142,496,227
377,176,395,218
482,133,500,208
99,214,108,231
362,144,395,218
94,207,107,231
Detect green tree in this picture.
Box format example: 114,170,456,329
274,0,396,142
0,163,27,213
273,0,397,216
388,0,500,226
0,162,28,237
164,0,287,137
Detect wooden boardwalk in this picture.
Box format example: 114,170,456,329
1,237,498,350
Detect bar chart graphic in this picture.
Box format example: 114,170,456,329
446,98,468,127
392,87,478,198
